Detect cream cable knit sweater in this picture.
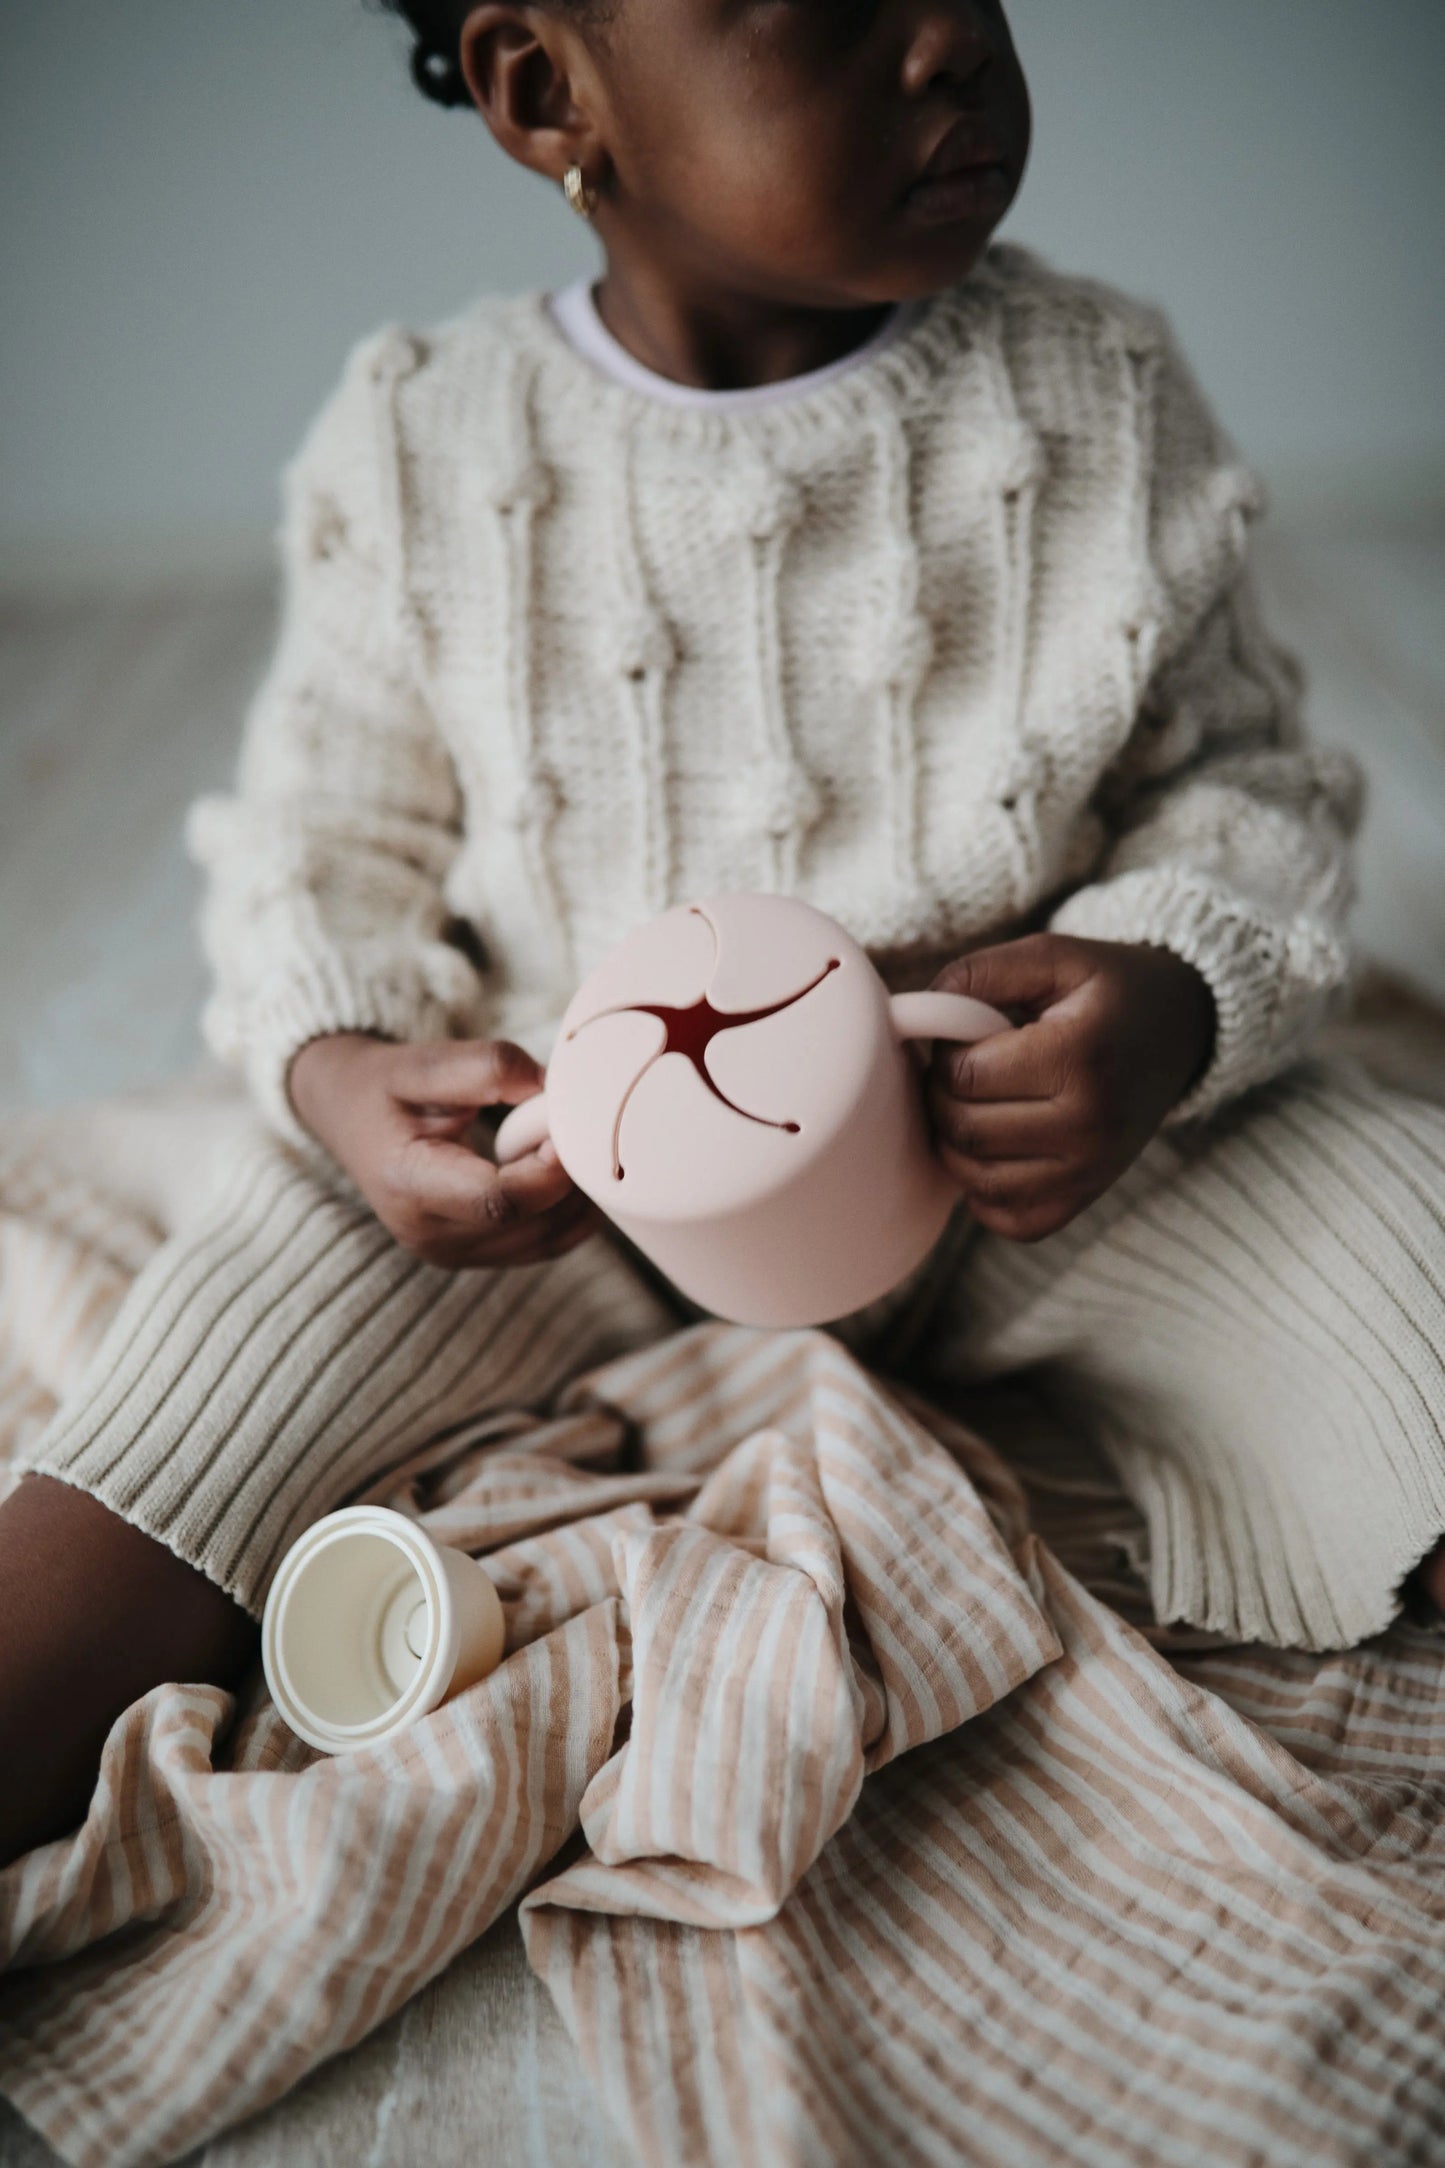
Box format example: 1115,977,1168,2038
188,243,1365,1154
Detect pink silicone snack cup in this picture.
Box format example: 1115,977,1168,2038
492,891,1011,1328
262,1506,506,1755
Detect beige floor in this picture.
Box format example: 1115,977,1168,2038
0,502,1441,2166
0,1915,619,2168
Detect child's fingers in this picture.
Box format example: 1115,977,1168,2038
931,933,1087,1020
440,1189,606,1271
466,1198,606,1269
927,1089,1066,1164
395,1135,574,1231
389,1037,546,1112
930,1017,1064,1103
945,1156,1067,1212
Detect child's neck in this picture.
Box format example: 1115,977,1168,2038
547,273,925,413
587,261,905,395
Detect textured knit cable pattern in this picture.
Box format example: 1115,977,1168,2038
185,245,1363,1153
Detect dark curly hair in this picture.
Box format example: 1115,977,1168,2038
378,0,613,111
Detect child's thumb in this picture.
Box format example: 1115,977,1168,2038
393,1036,544,1109
930,933,1080,1021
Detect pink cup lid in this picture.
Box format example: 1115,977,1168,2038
543,894,886,1223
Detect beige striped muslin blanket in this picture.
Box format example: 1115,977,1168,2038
2,998,1445,2168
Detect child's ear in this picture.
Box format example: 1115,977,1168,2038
458,4,597,185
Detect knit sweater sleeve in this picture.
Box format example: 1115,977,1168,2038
186,328,487,1150
1046,317,1366,1126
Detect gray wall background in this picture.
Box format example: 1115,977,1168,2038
3,0,1442,574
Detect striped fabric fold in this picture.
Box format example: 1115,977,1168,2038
528,1368,1061,1932
525,1558,1445,2168
2,1040,1444,2168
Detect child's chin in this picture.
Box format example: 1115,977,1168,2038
884,228,1000,299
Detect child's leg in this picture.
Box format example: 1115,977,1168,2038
0,1475,258,1861
914,1056,1445,1652
0,1129,683,1861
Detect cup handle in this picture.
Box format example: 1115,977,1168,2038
492,998,1011,1167
890,990,1014,1195
490,1090,552,1166
889,990,1014,1050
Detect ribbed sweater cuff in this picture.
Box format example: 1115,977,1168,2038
216,961,456,1155
1048,867,1333,1128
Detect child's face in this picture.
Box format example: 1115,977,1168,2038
544,0,1030,305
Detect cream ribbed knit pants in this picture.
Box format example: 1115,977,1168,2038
20,1055,1445,1651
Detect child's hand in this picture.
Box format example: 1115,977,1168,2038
288,1033,605,1268
923,933,1217,1243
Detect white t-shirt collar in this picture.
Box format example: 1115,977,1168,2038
545,276,928,411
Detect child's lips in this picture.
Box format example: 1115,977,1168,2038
904,113,1012,222
914,112,1008,184
903,161,1012,224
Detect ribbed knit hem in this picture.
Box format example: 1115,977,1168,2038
16,1132,684,1618
1109,1417,1445,1654
924,1054,1445,1653
1048,865,1348,1126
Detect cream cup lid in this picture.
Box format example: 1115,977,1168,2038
261,1506,462,1755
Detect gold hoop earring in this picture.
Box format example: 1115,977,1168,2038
563,163,598,220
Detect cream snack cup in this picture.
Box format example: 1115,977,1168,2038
262,1506,506,1755
492,891,1013,1328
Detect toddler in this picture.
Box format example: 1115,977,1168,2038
3,0,1443,1864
